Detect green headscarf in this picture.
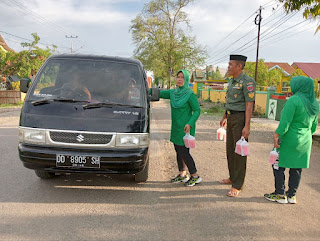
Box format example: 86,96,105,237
290,76,319,117
170,69,193,108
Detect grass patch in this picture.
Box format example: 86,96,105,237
0,101,24,108
201,102,225,115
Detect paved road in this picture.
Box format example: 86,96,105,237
0,102,319,240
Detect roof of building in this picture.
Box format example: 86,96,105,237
264,62,295,76
0,35,16,53
292,62,320,80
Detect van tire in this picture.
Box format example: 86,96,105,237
134,158,149,182
35,170,55,179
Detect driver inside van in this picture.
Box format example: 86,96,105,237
109,72,131,103
60,72,91,100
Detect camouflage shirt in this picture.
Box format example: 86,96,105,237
225,72,256,111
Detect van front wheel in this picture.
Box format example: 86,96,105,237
35,170,55,179
134,158,149,182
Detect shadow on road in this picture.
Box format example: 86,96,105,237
0,173,267,205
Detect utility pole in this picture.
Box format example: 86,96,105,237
254,6,262,82
65,35,78,53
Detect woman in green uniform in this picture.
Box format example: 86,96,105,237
160,70,202,187
264,76,319,204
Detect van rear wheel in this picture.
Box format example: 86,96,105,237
35,170,55,179
134,158,149,182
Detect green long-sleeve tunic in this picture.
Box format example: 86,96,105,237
275,95,318,168
160,90,201,146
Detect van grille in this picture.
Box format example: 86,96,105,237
49,131,113,144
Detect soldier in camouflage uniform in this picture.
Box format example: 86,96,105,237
219,54,256,197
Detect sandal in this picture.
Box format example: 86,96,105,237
227,188,241,197
219,178,232,184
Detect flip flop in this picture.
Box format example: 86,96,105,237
227,188,241,197
219,178,232,184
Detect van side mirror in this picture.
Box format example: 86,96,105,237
150,88,160,101
20,78,31,93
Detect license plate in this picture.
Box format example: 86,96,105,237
56,154,100,168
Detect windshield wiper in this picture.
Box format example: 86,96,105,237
32,98,90,106
82,101,143,110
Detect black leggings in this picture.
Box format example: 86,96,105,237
273,166,302,197
174,144,197,175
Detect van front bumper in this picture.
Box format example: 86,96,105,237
18,143,148,174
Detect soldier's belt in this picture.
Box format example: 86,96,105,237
226,110,245,115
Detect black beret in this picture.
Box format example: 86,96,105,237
230,54,247,62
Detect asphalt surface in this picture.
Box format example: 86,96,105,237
0,102,319,240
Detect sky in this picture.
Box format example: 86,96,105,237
0,0,319,70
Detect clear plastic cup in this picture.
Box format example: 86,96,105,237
235,142,242,155
221,128,226,141
217,131,221,140
242,142,250,156
189,138,196,148
183,138,190,148
269,149,278,164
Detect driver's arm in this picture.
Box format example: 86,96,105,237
83,87,91,100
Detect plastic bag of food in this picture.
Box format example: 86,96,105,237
235,136,250,156
268,148,278,164
183,133,196,148
217,127,226,142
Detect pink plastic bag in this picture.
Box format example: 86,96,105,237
268,148,278,164
217,127,226,142
183,133,196,148
235,136,250,156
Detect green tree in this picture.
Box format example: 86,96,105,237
130,0,207,88
278,0,320,33
243,59,283,87
0,33,56,81
215,66,223,79
268,68,283,86
243,59,269,86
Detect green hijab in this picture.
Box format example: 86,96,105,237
290,76,319,117
170,69,193,108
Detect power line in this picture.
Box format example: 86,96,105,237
207,26,256,60
239,22,317,59
212,18,313,66
261,18,310,43
206,11,257,55
261,24,317,49
260,11,299,39
206,6,284,64
208,8,302,65
262,0,278,8
0,0,73,50
262,5,284,26
0,30,59,47
7,0,76,36
0,0,98,54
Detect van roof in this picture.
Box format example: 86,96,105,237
48,54,144,67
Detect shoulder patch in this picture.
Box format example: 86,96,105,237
248,92,255,98
247,85,254,91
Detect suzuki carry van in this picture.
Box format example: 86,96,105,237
18,54,159,182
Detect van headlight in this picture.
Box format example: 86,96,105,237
116,133,149,148
19,128,46,143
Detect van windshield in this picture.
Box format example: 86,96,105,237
30,58,146,107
